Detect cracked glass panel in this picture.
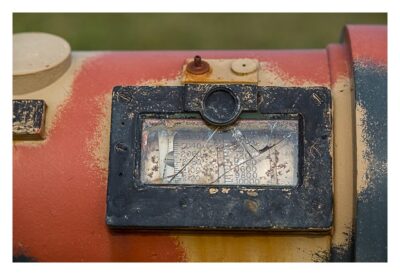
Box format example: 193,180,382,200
140,118,299,186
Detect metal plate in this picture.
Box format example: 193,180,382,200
182,58,259,84
13,99,46,140
106,84,332,230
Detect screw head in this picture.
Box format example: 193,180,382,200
186,55,210,75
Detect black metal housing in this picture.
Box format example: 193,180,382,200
106,84,332,231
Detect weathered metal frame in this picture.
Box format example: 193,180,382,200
13,99,46,140
106,84,332,230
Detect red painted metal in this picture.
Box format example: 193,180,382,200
344,25,387,66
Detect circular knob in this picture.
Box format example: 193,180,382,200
13,32,71,94
231,59,258,75
202,87,241,126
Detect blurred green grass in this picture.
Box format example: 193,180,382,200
13,13,386,50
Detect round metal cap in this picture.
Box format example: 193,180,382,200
13,32,71,94
231,59,258,75
202,87,241,126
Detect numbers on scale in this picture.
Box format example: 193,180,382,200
140,119,298,186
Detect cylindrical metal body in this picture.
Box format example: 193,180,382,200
13,25,387,262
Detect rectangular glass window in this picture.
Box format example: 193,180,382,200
141,118,299,186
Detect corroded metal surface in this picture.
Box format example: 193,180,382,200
11,50,335,261
13,25,387,261
344,25,387,262
13,100,46,139
182,58,259,84
186,55,210,75
106,85,331,231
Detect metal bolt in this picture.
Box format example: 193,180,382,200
186,55,210,75
194,55,202,67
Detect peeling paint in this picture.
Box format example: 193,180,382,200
354,65,387,195
352,61,387,261
85,93,112,182
312,248,330,262
355,104,369,193
258,61,329,88
221,188,230,194
14,50,334,262
13,52,92,147
12,26,389,262
330,225,353,261
13,52,188,262
13,100,46,139
208,188,219,195
246,190,258,197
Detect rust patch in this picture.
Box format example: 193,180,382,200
182,58,259,84
186,55,210,75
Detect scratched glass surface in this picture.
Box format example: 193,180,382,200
140,118,299,186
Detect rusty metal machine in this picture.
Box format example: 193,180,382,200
13,25,387,262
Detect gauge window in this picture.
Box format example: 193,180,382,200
140,118,299,186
